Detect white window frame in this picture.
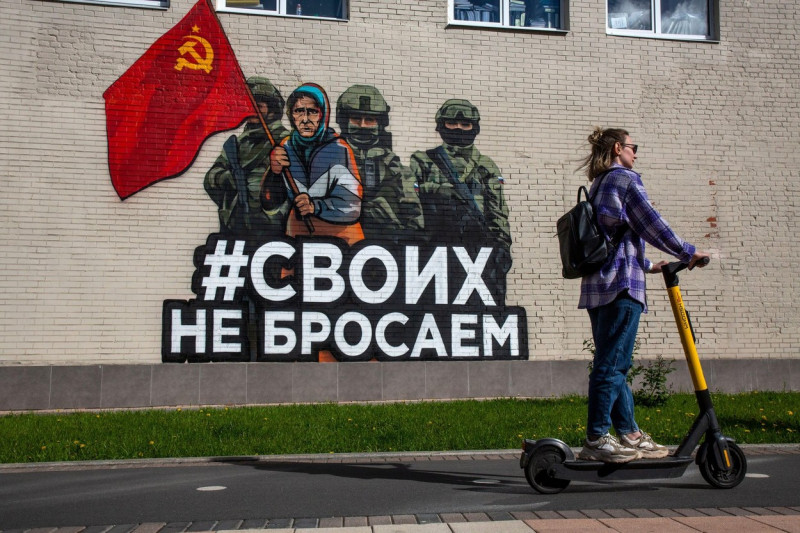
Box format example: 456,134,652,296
448,0,568,32
216,0,347,20
606,0,718,41
57,0,167,9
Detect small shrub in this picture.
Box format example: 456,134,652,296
633,354,675,407
584,338,674,406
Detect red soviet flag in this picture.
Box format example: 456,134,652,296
104,0,254,199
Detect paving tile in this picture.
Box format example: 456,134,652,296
82,527,114,533
106,525,138,533
718,507,751,516
344,517,368,527
316,526,372,533
672,508,706,517
265,518,292,529
533,511,562,520
462,513,490,522
603,509,636,518
131,524,167,533
392,515,419,525
486,512,514,521
160,522,191,533
240,519,266,529
317,517,343,528
186,522,217,531
695,508,735,517
648,509,682,518
374,524,450,533
555,510,585,519
673,516,782,533
27,529,58,533
368,516,393,526
440,513,468,523
579,509,613,519
749,515,800,532
767,507,800,515
451,521,534,532
524,518,615,532
743,507,779,515
314,527,370,533
626,509,659,518
211,520,242,531
54,527,86,533
509,512,537,521
292,517,318,529
600,518,697,532
416,514,441,524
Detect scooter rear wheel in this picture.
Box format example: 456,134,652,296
525,445,570,494
699,441,747,489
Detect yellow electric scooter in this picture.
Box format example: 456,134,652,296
520,258,747,493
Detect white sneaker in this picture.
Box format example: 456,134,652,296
578,433,640,463
620,431,669,459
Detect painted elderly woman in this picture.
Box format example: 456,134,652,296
263,83,364,245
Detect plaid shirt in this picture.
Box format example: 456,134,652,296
579,165,695,312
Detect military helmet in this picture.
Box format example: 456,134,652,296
435,98,480,137
246,76,284,110
336,85,390,117
435,99,480,123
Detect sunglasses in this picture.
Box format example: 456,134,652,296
623,143,638,154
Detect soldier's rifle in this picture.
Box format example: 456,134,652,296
222,135,249,218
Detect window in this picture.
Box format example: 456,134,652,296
607,0,717,40
218,0,346,19
58,0,167,8
450,0,566,30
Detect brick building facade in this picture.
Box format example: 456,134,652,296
1,0,798,409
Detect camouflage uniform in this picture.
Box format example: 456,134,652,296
204,77,290,242
336,85,423,243
410,99,513,304
410,99,511,250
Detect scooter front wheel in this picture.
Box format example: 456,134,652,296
699,441,747,489
525,445,570,494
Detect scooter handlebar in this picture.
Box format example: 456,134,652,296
662,256,709,287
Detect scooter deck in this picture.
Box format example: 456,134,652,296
550,456,694,481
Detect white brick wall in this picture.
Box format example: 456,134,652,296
1,0,798,364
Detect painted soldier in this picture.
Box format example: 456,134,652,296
204,76,290,242
410,98,512,302
335,85,423,243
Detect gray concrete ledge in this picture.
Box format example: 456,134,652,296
0,359,797,412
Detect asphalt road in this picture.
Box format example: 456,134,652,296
1,449,798,530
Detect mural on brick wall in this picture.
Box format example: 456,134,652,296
103,0,527,363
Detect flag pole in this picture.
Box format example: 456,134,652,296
205,0,314,233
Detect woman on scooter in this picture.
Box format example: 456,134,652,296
577,127,710,463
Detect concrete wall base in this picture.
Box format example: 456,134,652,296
0,359,797,412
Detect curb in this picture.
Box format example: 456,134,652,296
1,443,798,473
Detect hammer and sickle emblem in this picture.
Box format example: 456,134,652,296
175,34,214,74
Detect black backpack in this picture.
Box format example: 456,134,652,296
557,170,618,279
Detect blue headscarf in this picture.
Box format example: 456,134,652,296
286,83,332,164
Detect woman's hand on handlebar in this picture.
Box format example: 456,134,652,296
648,261,669,274
688,252,711,270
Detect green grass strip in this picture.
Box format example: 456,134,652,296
1,391,797,464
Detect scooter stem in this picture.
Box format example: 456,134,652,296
663,263,708,392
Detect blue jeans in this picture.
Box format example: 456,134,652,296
586,293,643,438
